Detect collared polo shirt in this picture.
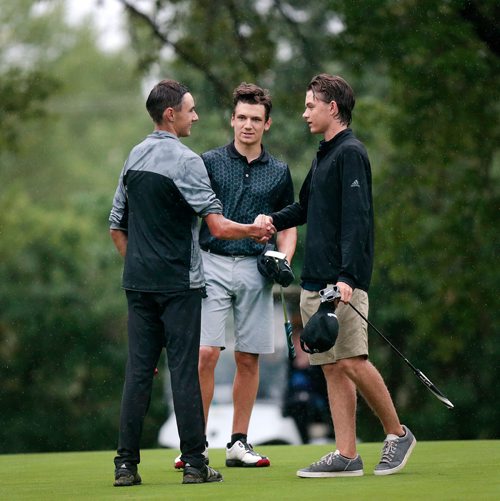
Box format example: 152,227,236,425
199,141,294,256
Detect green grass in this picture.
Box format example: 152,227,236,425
1,441,499,500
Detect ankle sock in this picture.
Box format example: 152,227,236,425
386,428,406,441
230,433,247,446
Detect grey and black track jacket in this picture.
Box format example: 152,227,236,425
270,128,374,292
109,130,223,292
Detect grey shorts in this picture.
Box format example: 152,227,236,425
200,251,274,354
300,286,369,365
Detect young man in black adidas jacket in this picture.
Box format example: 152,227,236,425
270,124,373,292
266,74,416,478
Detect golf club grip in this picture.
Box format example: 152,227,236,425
284,321,296,360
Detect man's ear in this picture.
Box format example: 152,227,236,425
264,116,272,131
329,100,337,116
163,107,175,123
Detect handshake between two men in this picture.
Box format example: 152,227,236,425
252,214,275,243
253,214,275,244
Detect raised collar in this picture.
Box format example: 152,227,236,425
318,128,352,154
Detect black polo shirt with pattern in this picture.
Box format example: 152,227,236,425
199,141,294,256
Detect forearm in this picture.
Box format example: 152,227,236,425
205,213,273,241
110,229,128,257
270,202,306,232
276,227,297,263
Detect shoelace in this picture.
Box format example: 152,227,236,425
313,451,339,466
380,439,398,463
206,466,219,478
242,442,259,456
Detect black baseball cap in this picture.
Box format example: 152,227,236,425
300,301,339,354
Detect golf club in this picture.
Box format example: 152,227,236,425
319,287,454,409
262,248,296,360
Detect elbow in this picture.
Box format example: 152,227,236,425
110,228,122,240
209,226,225,239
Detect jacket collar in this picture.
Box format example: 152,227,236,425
149,130,179,141
318,128,352,154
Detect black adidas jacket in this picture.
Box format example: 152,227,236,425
270,128,374,292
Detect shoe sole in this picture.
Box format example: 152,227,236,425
113,477,141,487
182,476,223,484
373,437,417,476
226,458,270,467
297,469,364,478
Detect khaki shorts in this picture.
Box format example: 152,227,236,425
300,286,369,365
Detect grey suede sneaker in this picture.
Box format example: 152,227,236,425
374,425,416,476
297,450,364,478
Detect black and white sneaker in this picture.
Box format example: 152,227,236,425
182,464,223,484
113,464,142,487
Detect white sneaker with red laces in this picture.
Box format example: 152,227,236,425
225,440,270,467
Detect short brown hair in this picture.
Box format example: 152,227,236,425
146,79,189,124
307,74,355,126
233,82,272,121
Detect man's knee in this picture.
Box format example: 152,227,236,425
234,352,259,373
325,356,367,378
199,345,220,372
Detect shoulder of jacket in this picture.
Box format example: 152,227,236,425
337,139,367,157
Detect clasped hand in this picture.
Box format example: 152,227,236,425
252,214,275,243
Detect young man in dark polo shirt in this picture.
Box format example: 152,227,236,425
174,83,297,469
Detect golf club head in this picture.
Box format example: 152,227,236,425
415,369,454,409
264,249,287,260
319,286,342,303
258,247,294,287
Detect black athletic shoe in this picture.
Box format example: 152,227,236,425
182,463,223,484
113,465,142,487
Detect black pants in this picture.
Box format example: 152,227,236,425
114,289,206,470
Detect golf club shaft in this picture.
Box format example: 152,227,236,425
280,287,296,360
347,301,454,409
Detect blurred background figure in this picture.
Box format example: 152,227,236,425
282,318,333,444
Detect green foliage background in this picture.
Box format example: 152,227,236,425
0,0,498,453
